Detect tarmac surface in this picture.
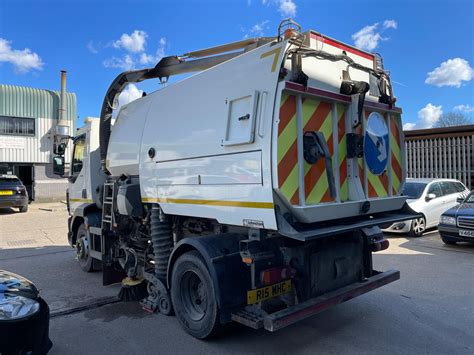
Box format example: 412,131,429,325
1,203,473,354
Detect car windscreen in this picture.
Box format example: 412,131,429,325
401,182,427,199
464,193,474,203
0,177,20,184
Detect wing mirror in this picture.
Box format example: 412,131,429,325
425,193,436,201
457,197,465,203
53,155,65,176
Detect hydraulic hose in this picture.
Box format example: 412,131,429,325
99,68,159,172
150,204,173,281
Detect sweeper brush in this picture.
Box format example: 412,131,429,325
118,277,148,302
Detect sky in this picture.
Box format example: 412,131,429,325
0,0,473,130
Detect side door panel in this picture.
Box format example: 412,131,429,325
425,182,443,227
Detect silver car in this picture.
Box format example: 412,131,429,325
383,178,470,237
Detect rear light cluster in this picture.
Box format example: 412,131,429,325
260,266,295,286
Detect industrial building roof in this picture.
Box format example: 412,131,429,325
0,84,77,120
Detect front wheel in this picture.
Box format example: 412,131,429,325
75,223,93,272
409,217,426,237
19,204,28,213
171,251,220,339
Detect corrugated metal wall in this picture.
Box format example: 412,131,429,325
0,84,76,120
0,84,76,164
405,136,473,189
0,117,73,163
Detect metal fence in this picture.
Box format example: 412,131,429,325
404,125,474,190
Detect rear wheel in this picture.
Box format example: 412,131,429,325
19,204,28,213
75,223,93,272
409,217,425,237
171,251,220,339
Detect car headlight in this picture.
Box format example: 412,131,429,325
440,215,456,225
0,293,40,320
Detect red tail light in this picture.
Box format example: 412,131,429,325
260,266,294,286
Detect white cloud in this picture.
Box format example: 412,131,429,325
403,122,416,130
279,0,296,17
105,36,167,70
87,41,98,54
139,53,154,65
156,37,166,60
261,0,296,17
383,20,397,29
0,38,43,73
138,37,166,65
417,103,443,128
352,20,398,51
113,30,147,53
118,83,143,108
425,58,473,88
242,21,269,38
103,54,135,70
454,104,474,113
352,23,383,51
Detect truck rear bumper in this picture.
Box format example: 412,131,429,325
232,269,399,331
264,269,399,331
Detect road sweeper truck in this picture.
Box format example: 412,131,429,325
52,20,416,338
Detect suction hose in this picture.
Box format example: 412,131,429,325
150,204,173,281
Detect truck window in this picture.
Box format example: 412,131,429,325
72,135,86,175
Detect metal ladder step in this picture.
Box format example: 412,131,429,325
231,309,264,330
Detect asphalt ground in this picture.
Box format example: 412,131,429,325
1,203,473,354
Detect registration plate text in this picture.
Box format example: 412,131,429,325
459,230,474,237
0,190,13,196
247,280,292,305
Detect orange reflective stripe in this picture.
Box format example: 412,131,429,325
278,94,297,134
278,93,299,204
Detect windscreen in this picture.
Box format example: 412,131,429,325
464,193,474,203
401,182,426,199
0,177,20,183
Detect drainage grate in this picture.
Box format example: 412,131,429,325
7,239,37,247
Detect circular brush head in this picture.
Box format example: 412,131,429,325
118,277,148,302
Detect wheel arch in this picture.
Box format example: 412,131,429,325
69,203,101,245
167,233,250,323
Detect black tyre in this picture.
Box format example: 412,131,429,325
409,217,426,237
171,251,220,339
19,204,28,213
441,236,456,245
75,223,93,272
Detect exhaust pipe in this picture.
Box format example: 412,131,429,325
53,70,71,155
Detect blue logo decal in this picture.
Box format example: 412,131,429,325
364,112,389,176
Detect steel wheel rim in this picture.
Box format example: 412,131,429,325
180,270,207,321
413,218,425,234
76,235,89,265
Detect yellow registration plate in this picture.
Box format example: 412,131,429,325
247,280,292,305
0,190,13,196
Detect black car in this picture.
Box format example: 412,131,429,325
439,192,474,245
0,175,29,212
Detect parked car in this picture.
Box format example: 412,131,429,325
383,178,470,237
439,191,474,245
0,174,29,212
0,270,52,354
